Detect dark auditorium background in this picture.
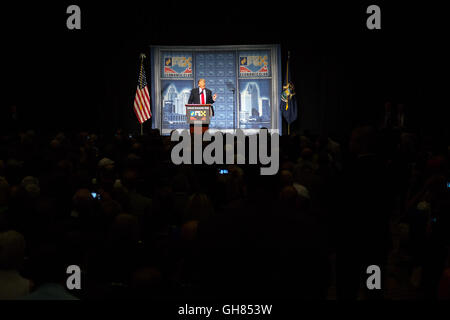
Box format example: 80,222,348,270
1,0,449,302
2,1,446,136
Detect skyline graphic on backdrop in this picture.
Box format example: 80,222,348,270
161,81,192,128
239,81,271,128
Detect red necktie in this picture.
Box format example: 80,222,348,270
201,90,205,104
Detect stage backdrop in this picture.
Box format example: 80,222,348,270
150,45,282,135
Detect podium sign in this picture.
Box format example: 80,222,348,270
185,104,212,125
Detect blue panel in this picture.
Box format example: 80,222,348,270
195,51,236,130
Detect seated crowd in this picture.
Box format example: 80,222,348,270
0,120,449,299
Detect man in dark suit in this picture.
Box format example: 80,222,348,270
188,79,217,116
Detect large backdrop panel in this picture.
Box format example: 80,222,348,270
150,45,282,135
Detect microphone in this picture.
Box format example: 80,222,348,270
225,81,235,93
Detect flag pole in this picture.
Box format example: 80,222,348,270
287,51,290,135
139,53,146,136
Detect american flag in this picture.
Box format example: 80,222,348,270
134,58,152,124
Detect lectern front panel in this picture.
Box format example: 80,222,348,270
185,105,211,124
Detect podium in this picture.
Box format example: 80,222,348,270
185,104,213,134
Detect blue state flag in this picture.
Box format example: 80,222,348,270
280,55,298,125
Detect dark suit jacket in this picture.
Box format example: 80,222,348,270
188,88,215,116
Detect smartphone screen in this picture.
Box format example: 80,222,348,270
91,192,102,200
